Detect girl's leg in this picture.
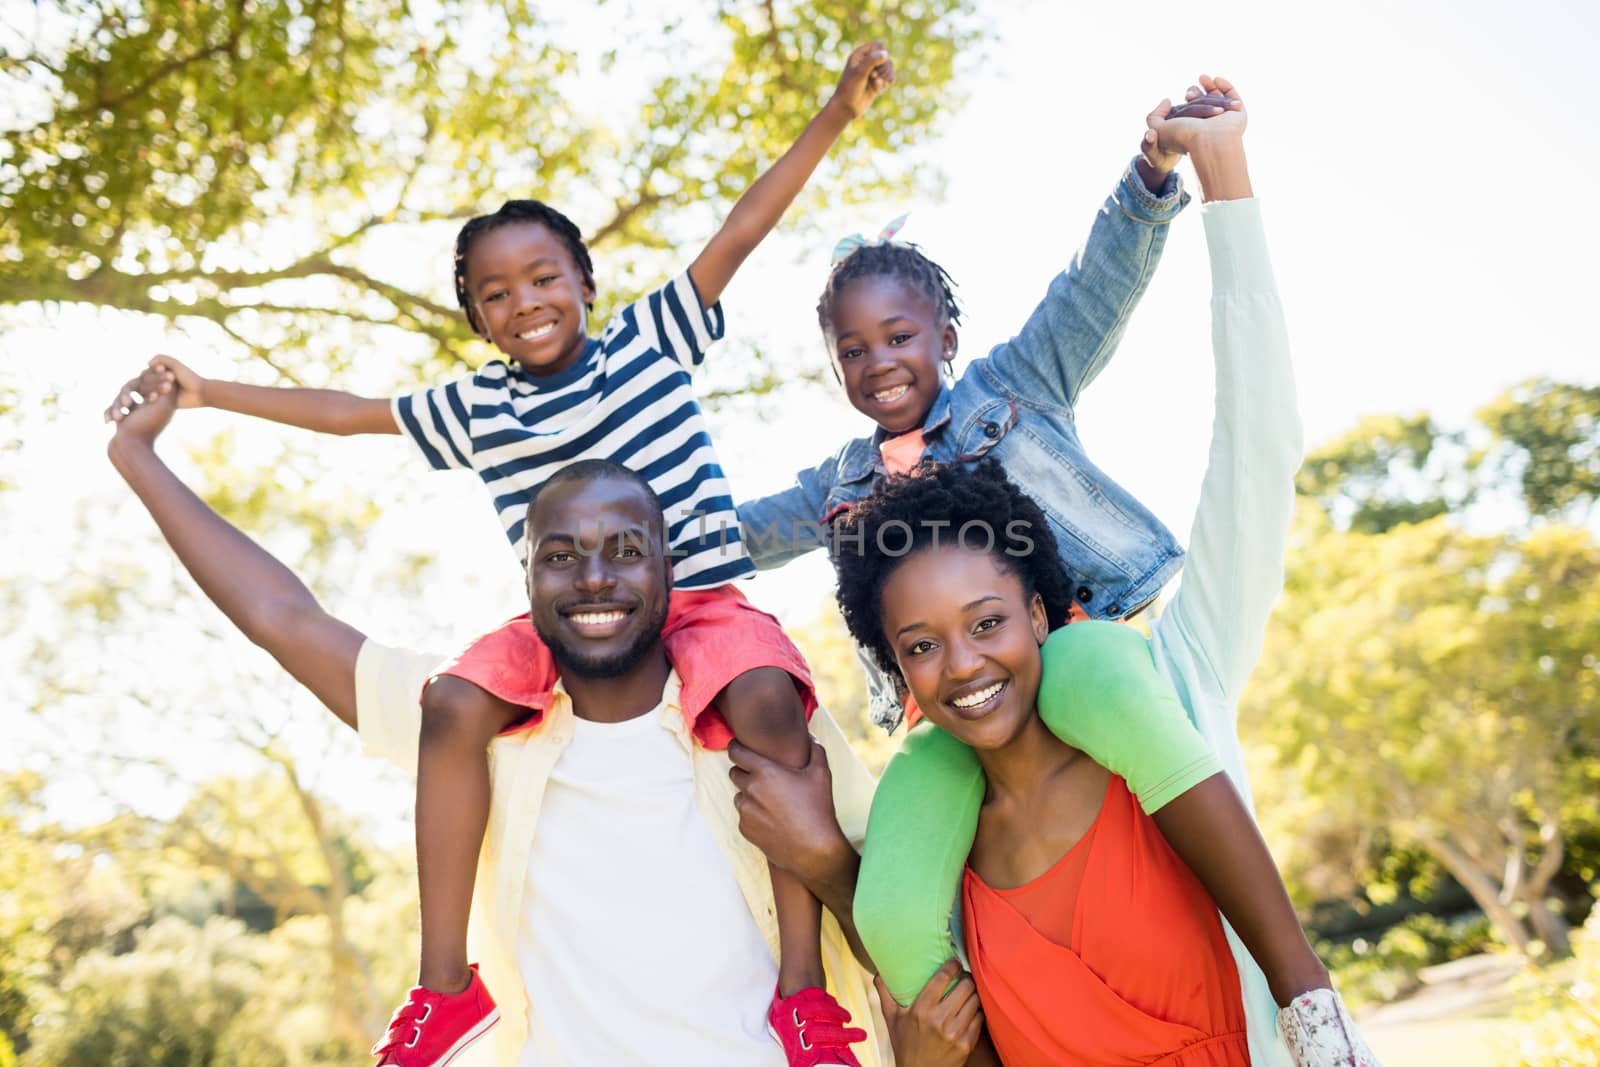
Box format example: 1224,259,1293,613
854,720,985,1007
415,675,525,991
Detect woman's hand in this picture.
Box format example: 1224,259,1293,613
875,959,984,1067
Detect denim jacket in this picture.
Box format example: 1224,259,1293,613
740,160,1188,620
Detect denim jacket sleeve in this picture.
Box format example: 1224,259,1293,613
983,159,1188,410
736,454,840,571
1154,198,1302,709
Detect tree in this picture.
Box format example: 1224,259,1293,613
1297,378,1600,535
2,0,979,393
1477,379,1600,525
21,916,290,1067
1245,508,1600,960
1294,413,1457,534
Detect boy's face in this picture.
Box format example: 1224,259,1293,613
465,222,596,375
826,275,957,435
525,477,671,680
879,544,1049,751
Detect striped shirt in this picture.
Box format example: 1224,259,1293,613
392,271,751,589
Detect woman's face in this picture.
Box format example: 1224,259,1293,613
879,544,1050,750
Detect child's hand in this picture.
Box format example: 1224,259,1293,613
1145,74,1246,163
147,354,206,408
104,367,178,443
826,42,895,121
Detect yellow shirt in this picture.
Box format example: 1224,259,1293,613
354,640,890,1066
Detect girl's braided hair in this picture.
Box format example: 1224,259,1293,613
831,459,1075,684
816,241,962,341
453,200,596,337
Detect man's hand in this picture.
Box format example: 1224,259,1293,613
875,961,984,1067
1147,74,1246,161
728,738,850,884
826,42,895,121
147,354,206,408
104,367,178,445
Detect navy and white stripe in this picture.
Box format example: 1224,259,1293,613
392,271,750,588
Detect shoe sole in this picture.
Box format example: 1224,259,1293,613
426,1009,501,1067
764,1022,857,1067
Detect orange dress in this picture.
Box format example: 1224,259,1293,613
962,776,1250,1067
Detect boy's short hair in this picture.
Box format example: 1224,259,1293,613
453,200,596,336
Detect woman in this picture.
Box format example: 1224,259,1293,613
831,99,1379,1067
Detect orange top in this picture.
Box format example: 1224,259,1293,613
962,776,1249,1067
879,429,927,475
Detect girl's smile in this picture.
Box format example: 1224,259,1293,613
826,274,956,434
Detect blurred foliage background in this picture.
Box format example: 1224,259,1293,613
3,1,1598,1065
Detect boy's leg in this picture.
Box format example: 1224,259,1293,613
853,720,984,1006
715,668,825,995
416,674,526,992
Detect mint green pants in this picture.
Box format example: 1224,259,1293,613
854,621,1222,1006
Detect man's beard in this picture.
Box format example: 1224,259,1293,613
534,598,669,680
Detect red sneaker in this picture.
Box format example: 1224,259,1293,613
371,964,499,1067
766,984,867,1067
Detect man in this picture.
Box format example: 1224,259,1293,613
105,381,886,1067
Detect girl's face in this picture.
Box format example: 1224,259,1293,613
826,275,957,435
465,222,595,375
879,544,1050,750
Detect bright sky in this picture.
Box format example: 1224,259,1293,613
4,0,1598,833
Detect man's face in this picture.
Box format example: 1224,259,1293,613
525,477,671,679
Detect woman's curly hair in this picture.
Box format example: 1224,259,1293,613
831,459,1076,684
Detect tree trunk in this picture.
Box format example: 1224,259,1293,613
1527,900,1572,958
1413,829,1538,959
1520,817,1572,958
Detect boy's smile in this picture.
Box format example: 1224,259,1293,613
466,221,596,375
827,275,956,435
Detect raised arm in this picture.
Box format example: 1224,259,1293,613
135,354,399,436
106,369,366,726
686,42,894,308
980,93,1236,409
1150,79,1300,706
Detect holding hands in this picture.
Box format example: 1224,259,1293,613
1141,74,1252,202
1144,74,1246,162
103,364,178,454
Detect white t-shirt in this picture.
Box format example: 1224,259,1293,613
516,704,784,1066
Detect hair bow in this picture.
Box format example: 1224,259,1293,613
831,213,909,265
